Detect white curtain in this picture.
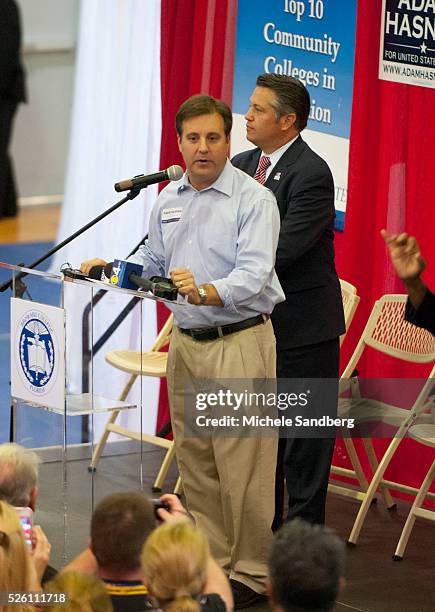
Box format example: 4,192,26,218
51,0,162,438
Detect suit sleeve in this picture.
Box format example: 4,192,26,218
274,163,335,275
0,1,20,96
404,289,435,335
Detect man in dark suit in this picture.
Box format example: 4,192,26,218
232,74,345,527
0,0,26,218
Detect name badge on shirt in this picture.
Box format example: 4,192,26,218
161,207,182,224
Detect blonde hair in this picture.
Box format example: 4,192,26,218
141,521,209,612
0,500,34,612
44,572,113,612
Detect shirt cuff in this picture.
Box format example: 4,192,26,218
211,279,239,314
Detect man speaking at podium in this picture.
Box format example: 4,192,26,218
81,94,284,608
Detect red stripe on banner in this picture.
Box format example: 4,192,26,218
192,0,213,94
156,1,237,435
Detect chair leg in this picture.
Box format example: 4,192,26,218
348,436,403,545
393,460,435,560
343,437,369,491
89,409,121,471
152,442,177,492
362,438,395,508
89,374,138,471
118,374,138,402
174,476,183,496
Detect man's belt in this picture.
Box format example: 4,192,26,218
178,314,267,342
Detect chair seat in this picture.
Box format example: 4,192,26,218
105,350,168,377
338,398,419,427
408,424,435,449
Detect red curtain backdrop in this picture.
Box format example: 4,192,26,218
156,0,434,495
156,0,237,433
335,1,434,374
333,1,435,492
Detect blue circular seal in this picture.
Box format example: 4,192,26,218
19,318,55,388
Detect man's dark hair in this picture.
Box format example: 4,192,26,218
176,94,233,137
256,74,310,131
91,492,155,572
268,519,345,612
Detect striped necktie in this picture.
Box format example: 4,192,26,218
253,156,271,185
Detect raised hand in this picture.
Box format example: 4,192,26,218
381,230,426,281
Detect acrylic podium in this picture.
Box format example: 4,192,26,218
1,260,173,566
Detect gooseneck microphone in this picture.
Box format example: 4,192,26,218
114,165,183,192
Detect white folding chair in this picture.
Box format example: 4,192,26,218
393,423,435,560
90,314,177,491
328,294,435,545
339,279,360,347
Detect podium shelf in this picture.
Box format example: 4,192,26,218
66,393,137,415
12,394,137,416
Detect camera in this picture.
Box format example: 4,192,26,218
152,498,170,520
15,507,33,547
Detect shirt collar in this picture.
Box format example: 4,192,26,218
177,158,233,197
261,134,299,169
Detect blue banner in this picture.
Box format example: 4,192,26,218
233,0,357,139
231,0,358,229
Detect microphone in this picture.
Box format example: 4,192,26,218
110,260,143,290
114,165,183,192
87,262,113,280
128,273,178,300
62,262,113,282
110,260,178,300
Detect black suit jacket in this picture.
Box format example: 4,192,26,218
232,136,345,350
405,289,435,335
0,0,26,103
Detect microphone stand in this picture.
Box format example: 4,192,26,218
3,185,141,444
127,233,148,259
0,186,142,293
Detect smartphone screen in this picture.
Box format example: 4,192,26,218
15,507,33,548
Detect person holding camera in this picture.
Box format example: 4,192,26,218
0,443,55,585
0,500,51,604
63,492,232,612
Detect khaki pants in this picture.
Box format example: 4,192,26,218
167,319,277,594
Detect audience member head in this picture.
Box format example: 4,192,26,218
255,74,310,131
0,443,40,510
90,491,155,577
268,519,346,612
141,520,209,612
44,571,113,612
0,500,35,606
175,94,233,137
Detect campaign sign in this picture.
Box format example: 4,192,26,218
379,0,435,89
231,0,357,230
11,298,65,412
